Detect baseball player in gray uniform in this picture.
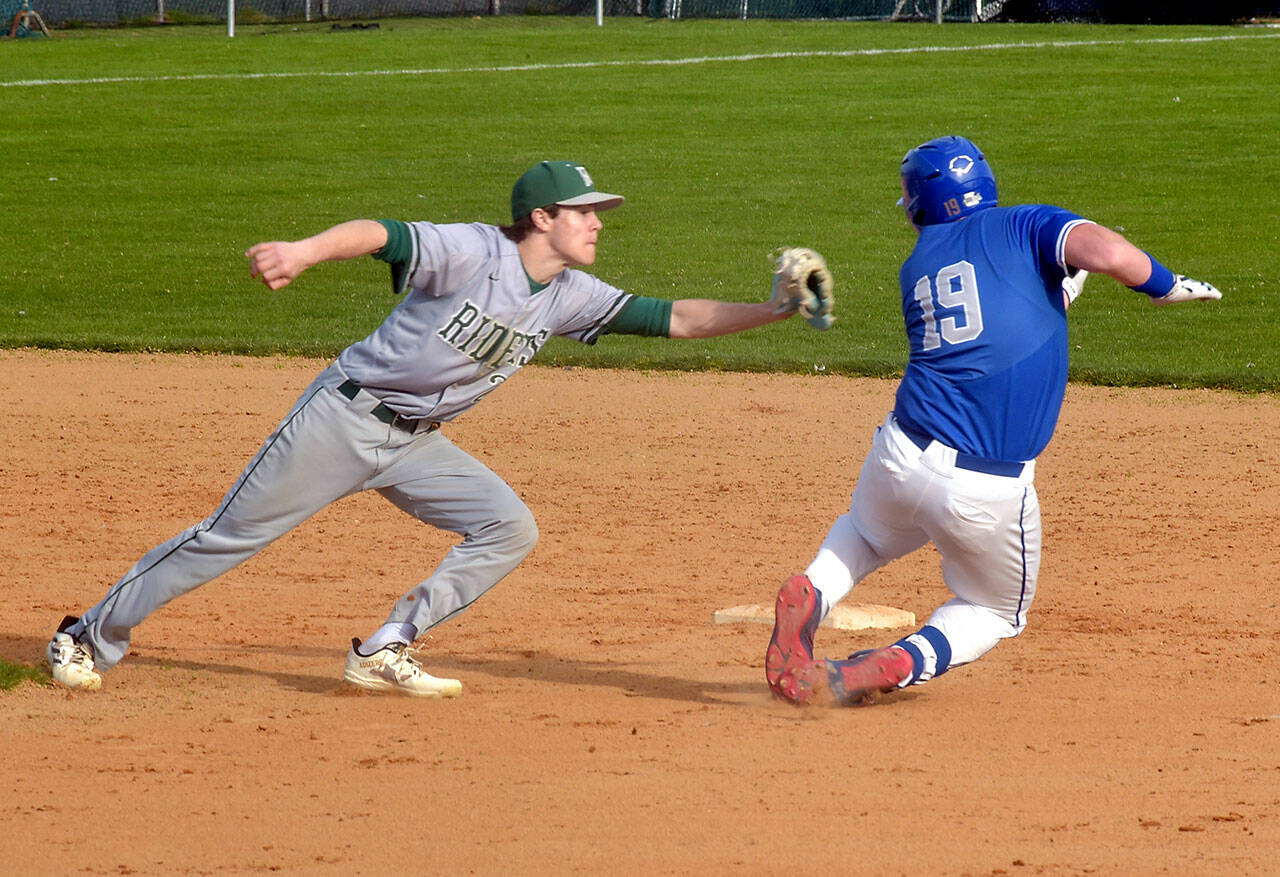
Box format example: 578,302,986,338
46,160,815,697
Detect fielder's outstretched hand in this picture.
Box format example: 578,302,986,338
246,240,311,291
1151,275,1223,306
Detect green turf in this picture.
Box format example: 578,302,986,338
0,658,51,690
1,20,1277,389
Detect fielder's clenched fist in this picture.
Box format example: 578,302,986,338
246,240,309,291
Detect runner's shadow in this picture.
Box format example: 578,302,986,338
438,652,762,706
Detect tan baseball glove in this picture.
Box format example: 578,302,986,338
771,247,835,330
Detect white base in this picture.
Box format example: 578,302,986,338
713,603,916,631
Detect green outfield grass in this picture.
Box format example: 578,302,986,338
1,20,1276,389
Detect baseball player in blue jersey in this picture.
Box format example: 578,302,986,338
46,160,827,696
766,135,1222,706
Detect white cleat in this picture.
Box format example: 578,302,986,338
47,625,102,691
343,638,461,698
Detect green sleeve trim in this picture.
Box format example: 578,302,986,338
373,219,410,263
605,296,672,337
374,219,412,294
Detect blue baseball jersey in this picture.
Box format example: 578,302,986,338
892,205,1091,463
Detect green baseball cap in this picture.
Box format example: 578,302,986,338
510,160,625,223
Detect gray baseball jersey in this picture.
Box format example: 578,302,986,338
66,219,656,673
338,220,633,421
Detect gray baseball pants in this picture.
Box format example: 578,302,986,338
71,362,538,672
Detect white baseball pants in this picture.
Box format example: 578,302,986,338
805,413,1040,686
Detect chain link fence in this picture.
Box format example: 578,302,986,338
648,0,1001,20
20,0,1280,26
992,0,1279,21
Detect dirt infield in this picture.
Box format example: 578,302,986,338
4,348,1278,875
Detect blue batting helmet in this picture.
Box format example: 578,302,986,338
900,135,998,226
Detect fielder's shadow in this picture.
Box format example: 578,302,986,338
126,652,342,694
5,634,343,695
6,635,762,704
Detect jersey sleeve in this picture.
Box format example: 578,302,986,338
1019,205,1092,287
549,271,634,345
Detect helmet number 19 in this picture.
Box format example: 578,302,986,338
911,260,984,352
